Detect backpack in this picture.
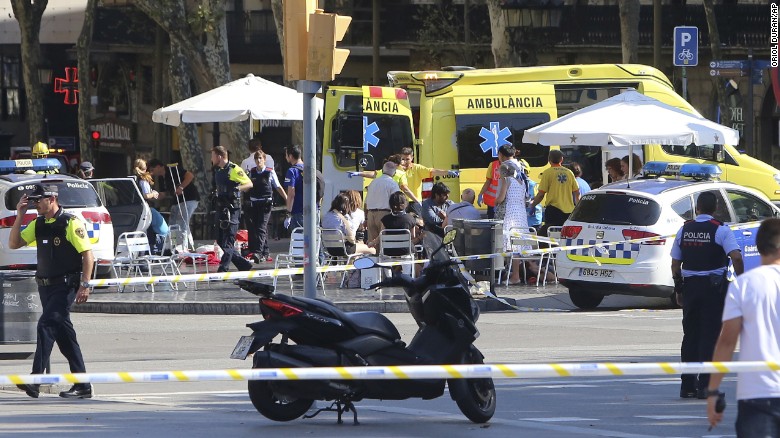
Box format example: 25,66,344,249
294,164,324,204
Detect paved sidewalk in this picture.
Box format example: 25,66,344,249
76,238,571,315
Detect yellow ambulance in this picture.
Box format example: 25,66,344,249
321,64,780,208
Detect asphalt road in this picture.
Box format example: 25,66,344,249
0,304,738,437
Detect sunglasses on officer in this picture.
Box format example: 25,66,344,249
27,196,52,205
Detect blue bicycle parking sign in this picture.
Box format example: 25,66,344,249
674,26,698,67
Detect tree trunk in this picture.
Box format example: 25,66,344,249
76,0,98,164
486,0,512,68
702,0,729,126
10,0,47,144
169,41,210,208
618,0,640,64
135,0,244,156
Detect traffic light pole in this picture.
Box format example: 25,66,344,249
298,79,321,299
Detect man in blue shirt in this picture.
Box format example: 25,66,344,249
671,191,743,399
284,145,304,231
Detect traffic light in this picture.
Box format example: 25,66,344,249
306,10,352,82
282,0,316,82
90,130,100,148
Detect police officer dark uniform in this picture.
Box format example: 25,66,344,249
211,146,253,272
247,151,287,263
671,191,744,399
8,183,94,399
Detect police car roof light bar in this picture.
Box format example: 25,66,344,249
0,158,61,175
641,161,722,181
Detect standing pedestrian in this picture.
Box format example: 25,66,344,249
240,137,275,174
706,218,780,435
8,183,94,399
364,161,400,243
212,146,253,272
528,150,580,236
478,145,519,218
247,151,287,263
148,159,201,250
495,162,529,285
671,191,744,399
78,161,94,179
605,157,625,182
566,162,591,200
399,146,454,215
283,145,305,231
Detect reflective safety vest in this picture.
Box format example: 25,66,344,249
36,210,81,278
482,160,501,207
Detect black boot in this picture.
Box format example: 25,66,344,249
17,384,40,398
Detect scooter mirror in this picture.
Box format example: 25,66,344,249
443,229,457,245
353,257,376,270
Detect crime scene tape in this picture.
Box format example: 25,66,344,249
87,220,762,288
3,361,779,386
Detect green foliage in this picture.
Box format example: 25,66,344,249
187,4,224,35
413,1,490,66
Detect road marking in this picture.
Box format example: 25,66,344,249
636,415,706,420
524,384,599,389
364,405,664,437
522,417,600,422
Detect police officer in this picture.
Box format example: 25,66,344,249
211,146,253,272
671,191,744,399
8,183,94,399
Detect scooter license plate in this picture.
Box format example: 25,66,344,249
230,335,255,360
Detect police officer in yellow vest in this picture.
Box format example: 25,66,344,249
8,183,94,399
211,146,253,272
32,141,58,174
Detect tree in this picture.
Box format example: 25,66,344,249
134,0,239,199
702,0,729,127
618,0,640,63
486,0,512,67
10,0,47,144
76,0,98,164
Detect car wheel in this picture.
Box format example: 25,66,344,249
568,289,604,310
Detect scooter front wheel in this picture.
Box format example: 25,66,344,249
248,380,314,422
449,376,496,423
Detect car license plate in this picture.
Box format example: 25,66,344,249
230,335,255,360
579,268,614,278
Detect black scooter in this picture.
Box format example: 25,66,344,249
230,230,496,424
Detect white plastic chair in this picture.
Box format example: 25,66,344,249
320,228,361,288
504,227,543,286
165,224,210,289
378,228,415,278
97,231,179,292
541,226,562,286
273,227,324,292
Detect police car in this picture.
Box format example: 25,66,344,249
557,162,779,309
0,159,115,268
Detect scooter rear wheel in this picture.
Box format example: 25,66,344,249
248,380,314,422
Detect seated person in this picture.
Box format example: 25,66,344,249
444,188,482,227
321,194,375,256
421,182,454,238
369,191,423,256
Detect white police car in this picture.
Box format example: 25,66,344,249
0,159,115,268
557,162,779,309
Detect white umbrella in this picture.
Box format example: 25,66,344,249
522,90,740,147
152,74,321,127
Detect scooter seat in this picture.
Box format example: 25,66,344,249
343,311,401,341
